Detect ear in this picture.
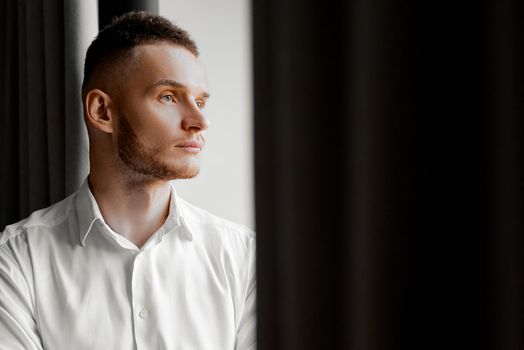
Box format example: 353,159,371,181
85,89,114,134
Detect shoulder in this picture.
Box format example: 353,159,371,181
177,197,255,254
178,197,255,239
0,193,77,247
0,194,79,320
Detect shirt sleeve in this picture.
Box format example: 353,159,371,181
0,231,44,350
235,236,257,350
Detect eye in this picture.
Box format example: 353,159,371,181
160,94,176,103
196,100,206,109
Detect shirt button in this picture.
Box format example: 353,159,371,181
139,309,149,319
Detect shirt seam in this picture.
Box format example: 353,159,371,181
1,209,73,247
199,221,256,240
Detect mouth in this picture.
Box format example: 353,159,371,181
175,140,204,154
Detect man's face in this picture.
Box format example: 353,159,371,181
112,43,210,181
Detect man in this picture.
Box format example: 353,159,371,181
0,12,256,350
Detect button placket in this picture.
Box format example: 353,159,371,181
131,252,149,349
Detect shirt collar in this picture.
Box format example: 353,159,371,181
74,178,194,247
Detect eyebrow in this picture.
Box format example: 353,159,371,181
150,79,210,98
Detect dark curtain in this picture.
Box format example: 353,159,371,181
253,0,523,349
0,0,157,230
0,0,67,229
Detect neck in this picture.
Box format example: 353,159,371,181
88,170,172,248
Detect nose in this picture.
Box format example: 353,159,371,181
181,104,210,132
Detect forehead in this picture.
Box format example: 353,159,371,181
126,43,207,92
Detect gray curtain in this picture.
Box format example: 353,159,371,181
253,0,524,349
64,0,98,195
0,0,96,229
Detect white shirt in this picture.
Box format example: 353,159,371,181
0,179,256,350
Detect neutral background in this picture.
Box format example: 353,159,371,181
160,0,254,229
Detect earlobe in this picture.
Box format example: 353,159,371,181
85,89,114,134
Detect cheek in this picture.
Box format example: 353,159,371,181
149,123,185,151
134,108,182,142
120,95,185,142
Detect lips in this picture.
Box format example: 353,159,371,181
175,140,204,152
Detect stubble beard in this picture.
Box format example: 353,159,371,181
116,114,199,181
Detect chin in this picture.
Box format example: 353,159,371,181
162,160,200,180
167,159,200,180
170,167,199,180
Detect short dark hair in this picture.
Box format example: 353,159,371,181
82,11,199,94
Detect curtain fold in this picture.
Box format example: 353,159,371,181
43,0,66,203
253,0,524,349
1,1,20,227
0,0,59,227
0,0,96,229
64,0,97,195
488,1,524,349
